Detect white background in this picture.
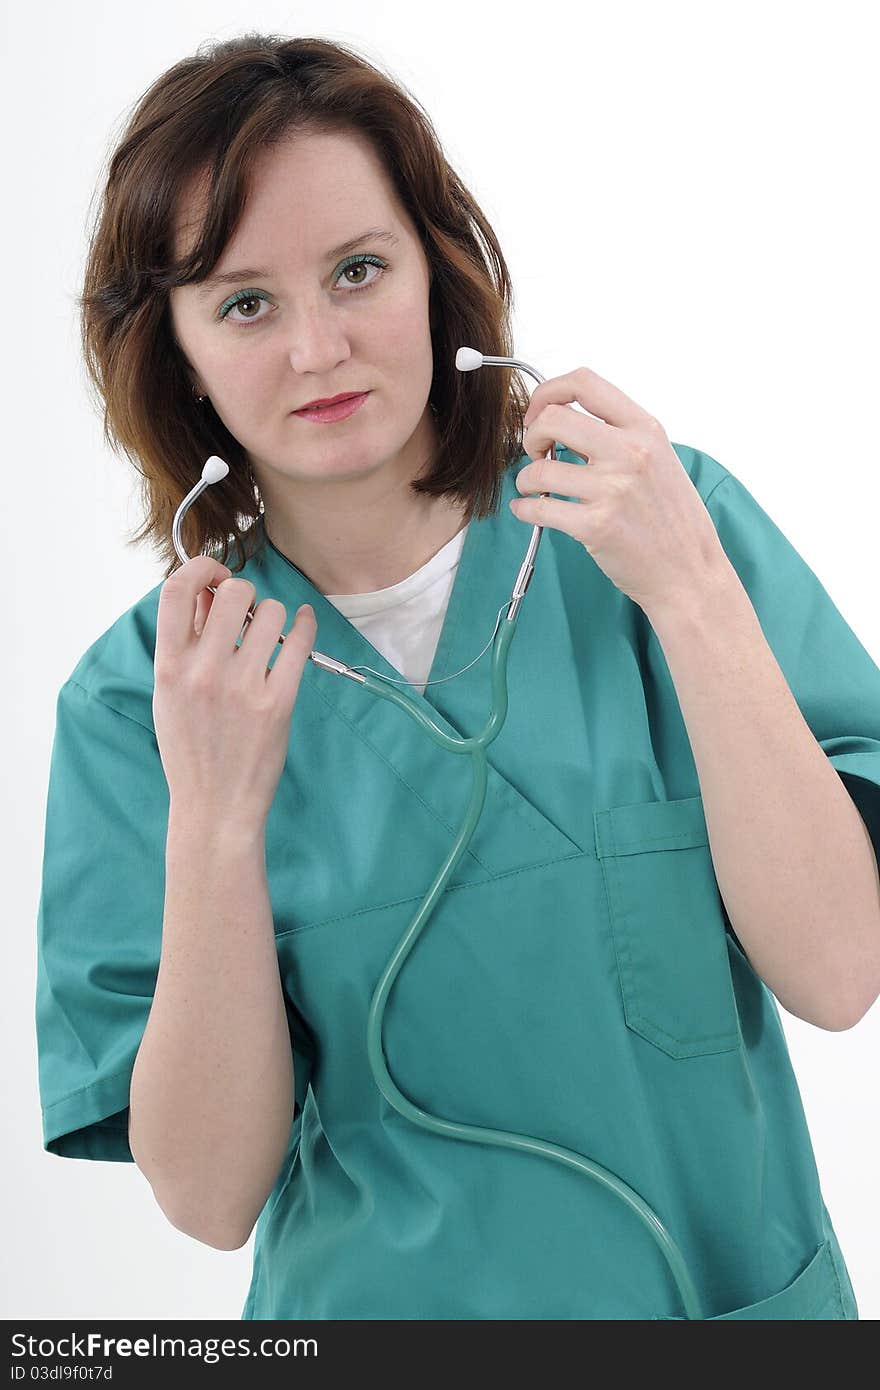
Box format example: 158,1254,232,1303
4,0,878,1321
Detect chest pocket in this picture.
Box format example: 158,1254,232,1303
594,795,742,1059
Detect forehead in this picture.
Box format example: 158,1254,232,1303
171,128,406,264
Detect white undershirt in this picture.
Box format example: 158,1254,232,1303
325,524,469,695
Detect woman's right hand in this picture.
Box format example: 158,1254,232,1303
153,555,318,833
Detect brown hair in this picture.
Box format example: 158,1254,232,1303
76,32,530,580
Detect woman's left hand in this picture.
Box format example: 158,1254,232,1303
512,365,730,618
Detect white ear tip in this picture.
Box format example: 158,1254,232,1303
202,456,230,485
455,346,484,371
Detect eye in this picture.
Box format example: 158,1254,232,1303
216,255,389,327
217,291,273,326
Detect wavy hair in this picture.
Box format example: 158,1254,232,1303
77,32,530,579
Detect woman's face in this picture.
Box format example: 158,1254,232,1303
168,127,438,494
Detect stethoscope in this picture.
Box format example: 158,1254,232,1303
171,345,705,1320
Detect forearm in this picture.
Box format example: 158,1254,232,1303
644,558,880,1030
129,811,296,1248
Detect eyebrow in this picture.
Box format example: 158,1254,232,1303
194,227,401,296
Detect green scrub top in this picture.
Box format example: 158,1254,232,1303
36,443,876,1320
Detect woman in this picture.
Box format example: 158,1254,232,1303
36,32,879,1319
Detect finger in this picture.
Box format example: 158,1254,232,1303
523,366,645,430
194,587,210,637
234,596,288,671
524,403,604,469
157,556,232,658
516,456,591,500
509,492,592,541
198,576,259,658
267,604,318,690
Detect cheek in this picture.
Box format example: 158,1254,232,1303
377,289,432,361
215,350,275,405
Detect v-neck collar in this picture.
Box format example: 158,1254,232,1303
257,492,482,723
238,454,585,878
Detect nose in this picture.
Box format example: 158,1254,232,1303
284,299,354,377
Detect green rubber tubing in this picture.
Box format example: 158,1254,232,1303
362,611,705,1320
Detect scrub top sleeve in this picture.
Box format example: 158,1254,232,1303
35,679,170,1161
704,465,880,870
35,678,314,1160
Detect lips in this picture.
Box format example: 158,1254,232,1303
297,392,364,410
292,391,371,423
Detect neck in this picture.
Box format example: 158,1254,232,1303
257,414,468,594
265,494,468,596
